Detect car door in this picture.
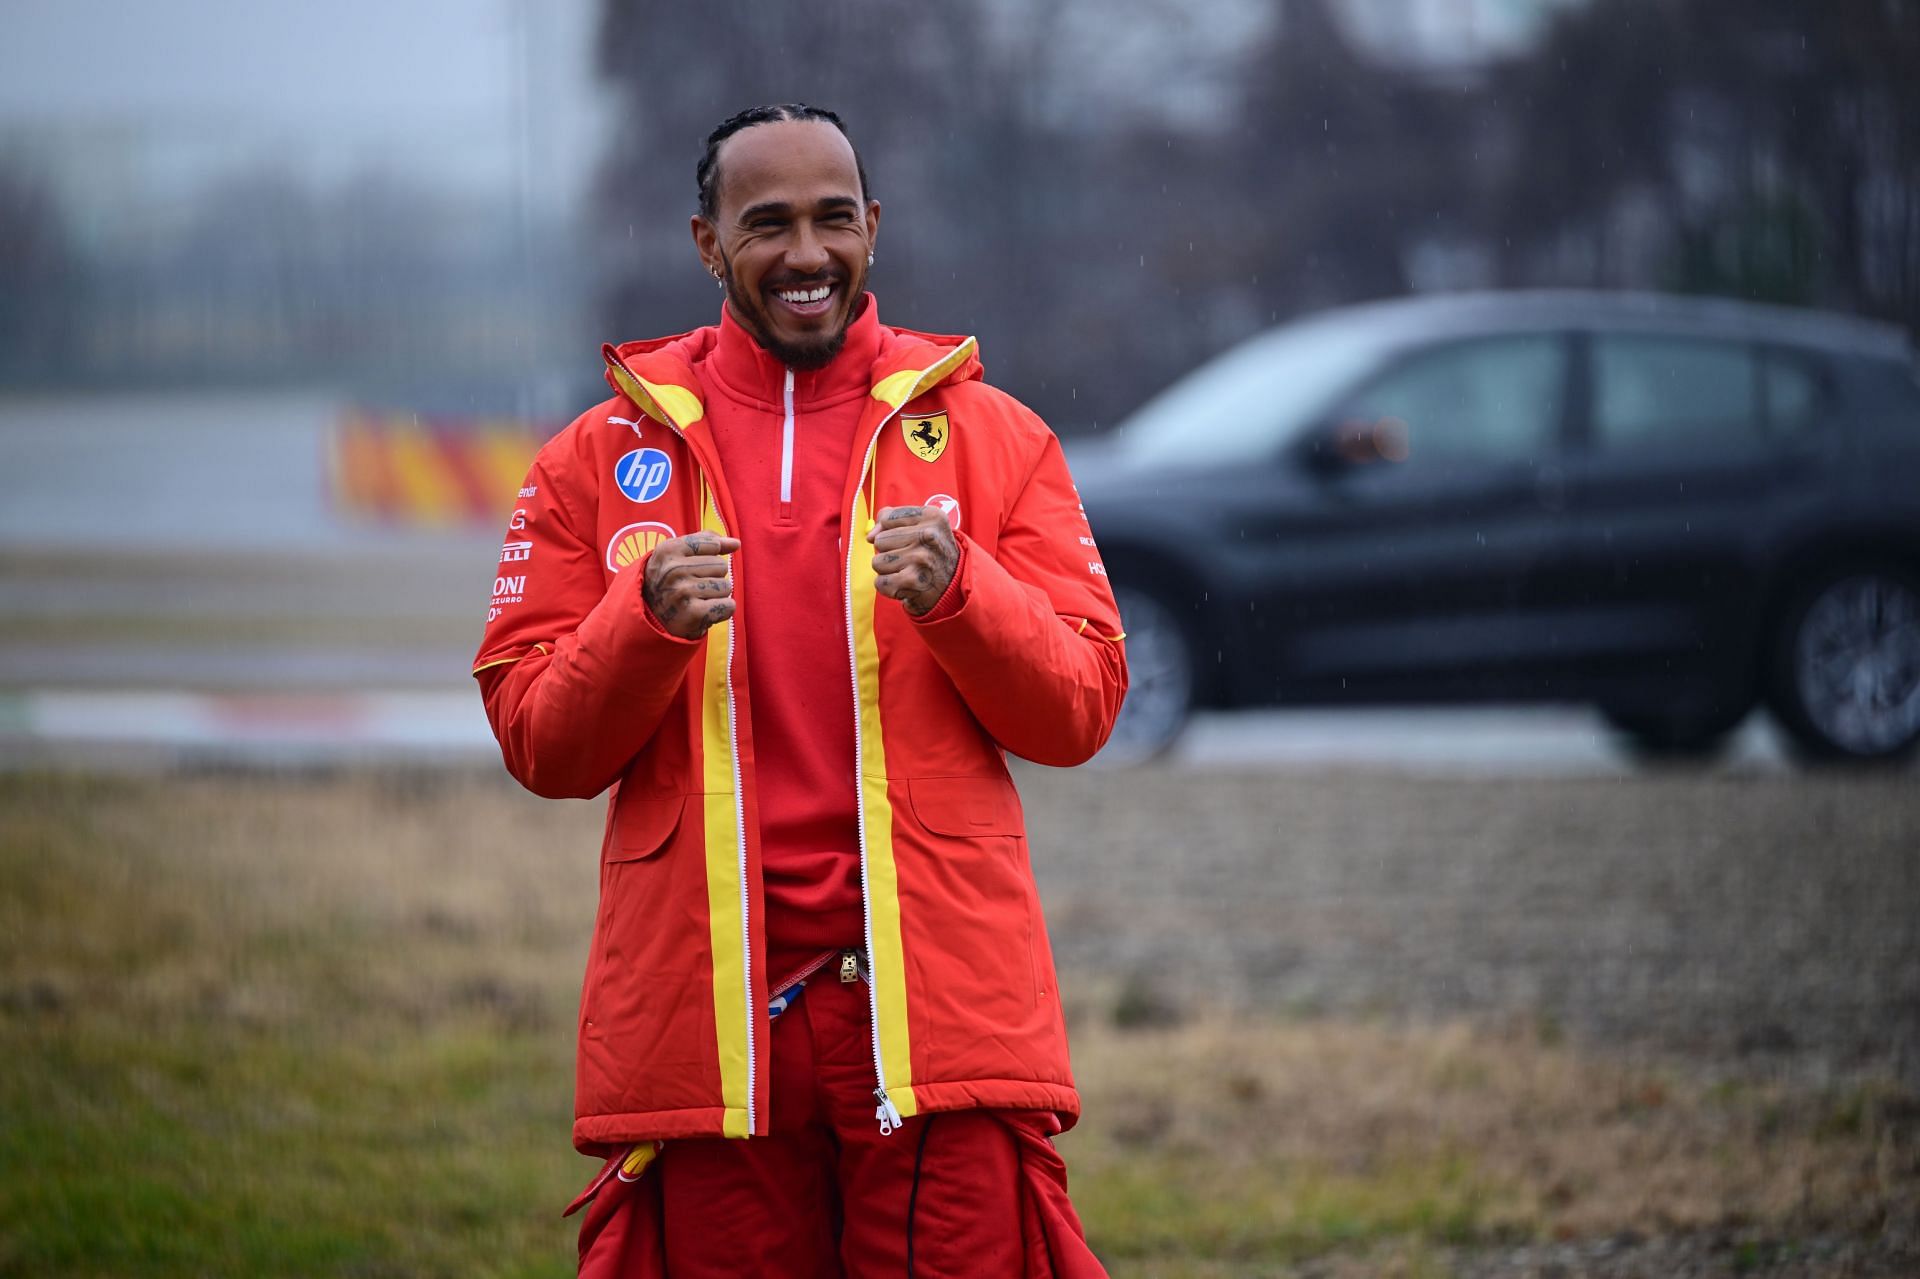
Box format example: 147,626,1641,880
1556,330,1833,698
1232,331,1579,698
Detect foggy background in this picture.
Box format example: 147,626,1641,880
8,0,1917,426
3,3,1918,1276
5,0,1915,761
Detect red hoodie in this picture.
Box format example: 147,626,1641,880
691,298,960,984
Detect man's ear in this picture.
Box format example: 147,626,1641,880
865,200,881,251
690,215,719,276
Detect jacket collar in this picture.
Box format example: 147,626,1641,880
602,296,981,435
707,294,884,410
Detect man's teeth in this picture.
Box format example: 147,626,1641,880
776,285,833,304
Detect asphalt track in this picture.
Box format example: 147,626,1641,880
0,691,1800,773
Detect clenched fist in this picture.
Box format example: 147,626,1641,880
867,506,958,617
643,532,740,639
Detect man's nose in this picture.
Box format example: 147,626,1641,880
785,223,831,274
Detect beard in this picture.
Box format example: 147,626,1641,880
721,257,868,371
760,317,848,372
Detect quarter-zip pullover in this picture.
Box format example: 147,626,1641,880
697,299,883,982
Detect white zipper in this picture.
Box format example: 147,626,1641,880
874,1087,903,1136
604,369,757,1136
844,396,920,1138
780,369,796,512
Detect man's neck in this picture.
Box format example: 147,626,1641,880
709,294,881,407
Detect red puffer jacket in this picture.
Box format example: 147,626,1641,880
472,316,1127,1153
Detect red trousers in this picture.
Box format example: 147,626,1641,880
569,958,1107,1277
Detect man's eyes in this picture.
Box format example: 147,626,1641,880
747,213,856,232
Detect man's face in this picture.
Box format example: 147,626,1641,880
691,120,880,370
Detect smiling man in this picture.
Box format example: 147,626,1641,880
472,104,1125,1277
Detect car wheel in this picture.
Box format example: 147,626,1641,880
1600,703,1746,761
1768,566,1920,763
1094,586,1196,766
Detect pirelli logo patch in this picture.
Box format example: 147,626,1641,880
901,412,949,463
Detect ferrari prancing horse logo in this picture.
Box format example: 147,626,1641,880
901,412,949,463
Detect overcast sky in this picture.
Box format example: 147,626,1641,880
0,0,611,212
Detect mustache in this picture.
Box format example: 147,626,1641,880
762,272,846,290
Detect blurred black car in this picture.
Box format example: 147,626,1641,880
1075,291,1920,764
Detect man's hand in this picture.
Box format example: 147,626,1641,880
868,506,958,616
642,533,740,639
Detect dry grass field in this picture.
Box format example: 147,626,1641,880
2,764,1915,1277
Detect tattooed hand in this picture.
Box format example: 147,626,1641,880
867,506,959,616
641,533,741,639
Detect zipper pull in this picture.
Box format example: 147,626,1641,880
873,1087,903,1136
839,950,860,984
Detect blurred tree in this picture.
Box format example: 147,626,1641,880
1230,0,1437,307
591,0,1233,428
1493,0,1920,331
0,161,81,380
590,0,1495,426
16,0,1907,416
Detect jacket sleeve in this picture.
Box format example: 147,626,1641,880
908,424,1129,767
471,426,702,800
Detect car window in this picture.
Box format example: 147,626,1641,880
1342,334,1567,463
1116,315,1385,469
1763,350,1827,435
1851,357,1920,440
1592,335,1758,448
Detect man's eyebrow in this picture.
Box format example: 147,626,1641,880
737,195,861,223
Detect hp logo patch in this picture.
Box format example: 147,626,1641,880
614,448,672,503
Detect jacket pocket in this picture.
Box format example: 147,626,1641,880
904,775,1023,837
607,792,689,862
897,774,1041,1023
584,793,691,1041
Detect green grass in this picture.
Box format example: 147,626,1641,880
3,770,1914,1277
1073,1152,1491,1265
0,773,582,1279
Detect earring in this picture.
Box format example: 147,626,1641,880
711,266,723,290
866,253,875,267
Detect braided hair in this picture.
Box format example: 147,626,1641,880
696,104,870,220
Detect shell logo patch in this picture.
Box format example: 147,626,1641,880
901,412,949,463
925,493,961,532
615,1143,658,1183
606,521,677,572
